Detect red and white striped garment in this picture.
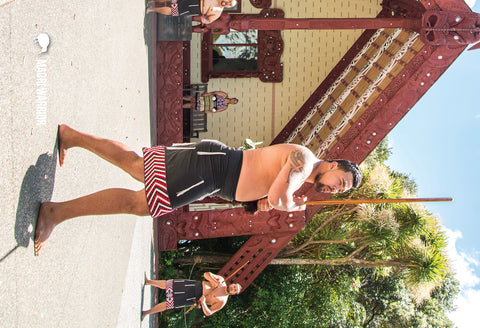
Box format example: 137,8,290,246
165,280,174,309
171,0,179,16
143,146,173,218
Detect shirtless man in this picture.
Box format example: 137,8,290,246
34,125,361,255
141,272,240,320
146,0,236,25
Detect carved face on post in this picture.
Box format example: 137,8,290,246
421,10,480,48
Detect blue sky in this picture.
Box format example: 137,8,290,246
385,1,480,326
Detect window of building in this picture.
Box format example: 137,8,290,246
200,11,284,83
212,30,258,71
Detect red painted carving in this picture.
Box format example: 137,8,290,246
381,0,425,18
260,8,284,19
258,30,283,82
431,0,471,11
421,10,480,49
182,41,191,85
173,209,305,240
156,41,184,146
156,212,181,251
155,41,185,250
218,232,297,286
249,0,271,9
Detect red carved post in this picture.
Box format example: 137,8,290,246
155,41,186,252
218,232,298,287
230,17,422,31
195,7,480,51
173,209,305,240
156,41,184,145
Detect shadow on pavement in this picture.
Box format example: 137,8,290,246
141,241,157,328
0,140,57,263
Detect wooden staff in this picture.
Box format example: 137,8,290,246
185,260,250,314
305,197,452,206
215,197,452,210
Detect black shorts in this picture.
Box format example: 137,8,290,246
178,0,201,16
165,279,203,309
164,140,243,209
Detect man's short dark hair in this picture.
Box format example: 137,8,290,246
331,159,362,189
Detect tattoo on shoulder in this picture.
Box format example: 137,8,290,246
286,150,306,184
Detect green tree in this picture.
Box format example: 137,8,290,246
353,270,459,328
201,265,365,328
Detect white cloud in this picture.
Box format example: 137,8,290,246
475,114,480,119
444,228,480,327
445,228,480,288
448,288,480,328
465,0,476,8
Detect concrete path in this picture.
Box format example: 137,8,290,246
0,0,159,327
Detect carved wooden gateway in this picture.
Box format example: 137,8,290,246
154,0,480,290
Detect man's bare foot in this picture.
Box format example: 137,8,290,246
34,202,58,256
57,124,70,167
57,124,75,167
144,272,154,286
141,311,147,321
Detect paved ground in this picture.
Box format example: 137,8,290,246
0,0,160,327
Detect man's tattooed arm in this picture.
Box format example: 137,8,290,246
286,150,306,184
267,147,312,212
